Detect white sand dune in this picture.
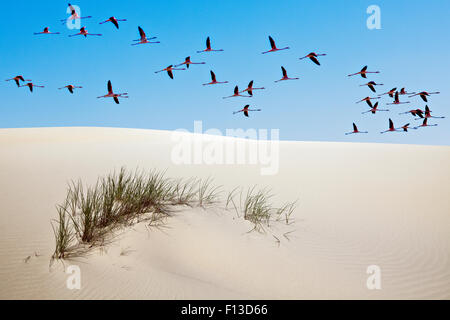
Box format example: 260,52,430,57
0,127,449,299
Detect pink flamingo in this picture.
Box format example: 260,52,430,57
299,52,327,65
345,123,368,135
223,86,251,99
413,118,438,130
131,26,159,45
233,105,261,117
99,17,127,29
155,65,186,79
275,67,299,83
348,66,380,78
58,84,82,94
61,3,92,25
398,88,415,95
380,118,400,134
361,102,389,114
387,91,410,105
415,105,445,120
408,91,440,102
360,81,384,93
240,81,265,96
97,80,128,104
356,96,380,108
20,82,44,93
5,75,31,87
399,109,424,118
378,87,397,98
197,37,223,53
69,27,102,38
202,71,228,86
399,123,412,132
175,56,205,69
262,36,289,54
34,27,60,35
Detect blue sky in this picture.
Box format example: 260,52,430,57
0,0,449,145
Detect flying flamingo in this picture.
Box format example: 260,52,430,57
131,26,159,45
399,109,424,118
34,27,60,35
240,81,265,96
262,36,289,54
5,76,31,87
69,27,102,38
408,91,440,102
299,52,326,65
223,86,251,99
233,105,261,117
399,123,412,132
275,67,299,83
197,37,223,53
175,56,205,69
202,71,228,86
345,123,368,135
348,66,380,78
61,3,92,25
416,105,445,120
398,88,415,95
413,118,438,130
97,80,128,104
58,84,82,94
380,118,400,134
155,65,186,79
387,91,410,105
361,102,389,114
356,96,380,108
378,87,397,98
20,82,44,93
99,17,127,29
360,81,384,93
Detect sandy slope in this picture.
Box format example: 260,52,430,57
0,127,449,300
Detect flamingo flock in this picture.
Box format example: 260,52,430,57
4,3,445,128
348,65,444,134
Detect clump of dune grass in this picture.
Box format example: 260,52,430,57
227,186,298,233
197,177,222,207
52,168,226,259
51,201,76,259
171,178,197,206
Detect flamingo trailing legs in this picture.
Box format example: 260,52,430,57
20,82,44,93
275,67,299,83
155,65,186,79
299,52,327,65
61,3,92,25
361,102,389,114
408,91,440,102
240,81,265,96
97,80,128,104
202,71,228,86
59,85,82,94
197,37,223,53
233,105,261,117
345,123,368,135
348,66,380,78
175,56,205,69
99,17,127,29
262,36,289,54
131,27,159,45
223,86,251,99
